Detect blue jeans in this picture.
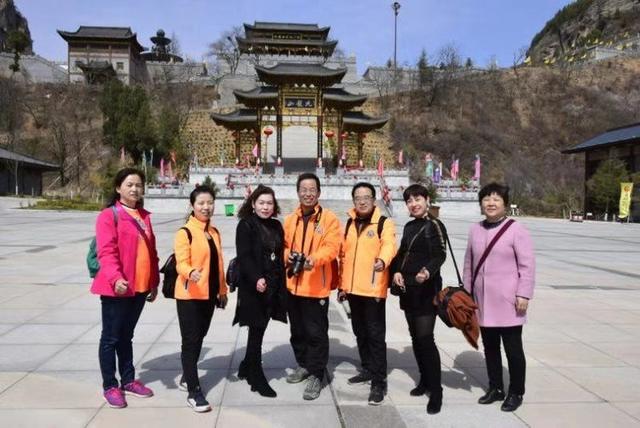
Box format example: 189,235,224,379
99,293,147,390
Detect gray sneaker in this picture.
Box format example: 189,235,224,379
286,366,310,384
303,375,323,400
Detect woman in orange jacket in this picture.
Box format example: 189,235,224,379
173,185,228,413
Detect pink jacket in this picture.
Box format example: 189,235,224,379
90,201,160,297
463,220,535,327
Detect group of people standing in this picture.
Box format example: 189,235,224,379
91,167,536,416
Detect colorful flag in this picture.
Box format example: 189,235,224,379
450,158,457,180
426,158,433,179
252,144,259,158
398,150,404,165
619,182,634,219
120,147,125,164
160,158,165,177
341,145,347,160
377,157,384,177
434,167,441,183
141,151,147,167
473,154,481,180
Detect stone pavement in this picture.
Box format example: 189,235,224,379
0,203,639,427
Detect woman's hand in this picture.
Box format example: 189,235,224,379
114,279,128,295
415,267,430,284
189,269,202,282
256,278,267,293
217,294,228,309
146,288,157,302
373,258,385,272
516,296,529,315
393,272,405,288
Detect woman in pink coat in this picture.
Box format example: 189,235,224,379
91,168,159,408
463,183,535,413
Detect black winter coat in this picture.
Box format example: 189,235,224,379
390,216,447,313
232,214,287,328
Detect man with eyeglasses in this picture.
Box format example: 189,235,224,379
338,182,397,405
283,172,342,400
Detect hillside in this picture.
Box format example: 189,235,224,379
387,58,640,215
0,0,32,54
528,0,640,62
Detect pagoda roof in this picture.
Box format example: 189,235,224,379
210,109,258,131
57,26,144,52
255,63,347,86
236,38,336,56
323,88,368,109
75,60,116,74
233,86,278,108
343,111,390,133
245,22,330,35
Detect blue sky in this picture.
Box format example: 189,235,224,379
17,0,571,73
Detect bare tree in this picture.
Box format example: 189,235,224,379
207,26,243,75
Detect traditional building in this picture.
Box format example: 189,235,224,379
211,22,388,174
563,122,640,220
57,26,147,84
0,147,57,195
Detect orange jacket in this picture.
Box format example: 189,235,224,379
284,204,342,298
174,215,227,300
339,207,397,298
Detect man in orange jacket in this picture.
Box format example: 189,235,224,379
339,182,397,405
283,172,342,400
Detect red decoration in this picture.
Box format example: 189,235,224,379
341,132,348,139
324,130,335,139
263,128,273,136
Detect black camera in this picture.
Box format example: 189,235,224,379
287,251,306,278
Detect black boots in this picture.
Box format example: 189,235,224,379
478,388,506,404
426,388,442,415
246,361,276,398
410,378,428,396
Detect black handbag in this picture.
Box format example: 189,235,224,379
160,227,191,299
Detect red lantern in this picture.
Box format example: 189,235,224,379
263,127,273,136
324,130,335,139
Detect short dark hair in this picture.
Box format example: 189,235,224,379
478,182,510,207
402,184,430,202
351,182,376,199
296,172,321,192
189,185,216,205
237,184,281,219
106,167,145,208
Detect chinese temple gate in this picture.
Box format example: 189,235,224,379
211,22,388,173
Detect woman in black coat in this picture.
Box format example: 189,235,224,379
390,184,447,415
233,185,287,397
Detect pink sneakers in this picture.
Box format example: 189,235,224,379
122,380,154,398
104,387,127,408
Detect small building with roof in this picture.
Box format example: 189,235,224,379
0,147,58,195
563,122,640,220
57,26,147,84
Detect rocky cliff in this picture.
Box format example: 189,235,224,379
0,0,33,54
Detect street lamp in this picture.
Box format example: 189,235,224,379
392,2,401,69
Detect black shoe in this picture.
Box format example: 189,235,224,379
426,389,442,415
410,382,428,397
368,384,386,406
347,371,372,385
500,394,523,412
237,360,249,380
187,387,211,413
248,363,277,398
478,388,505,405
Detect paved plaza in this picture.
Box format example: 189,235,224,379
0,199,639,427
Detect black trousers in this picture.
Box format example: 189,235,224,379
404,311,442,393
244,325,267,365
99,292,147,390
177,299,215,392
480,326,526,395
348,294,387,387
287,292,329,379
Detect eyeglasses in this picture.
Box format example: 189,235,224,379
299,188,318,195
353,196,374,202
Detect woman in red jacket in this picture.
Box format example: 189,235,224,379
92,167,159,409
